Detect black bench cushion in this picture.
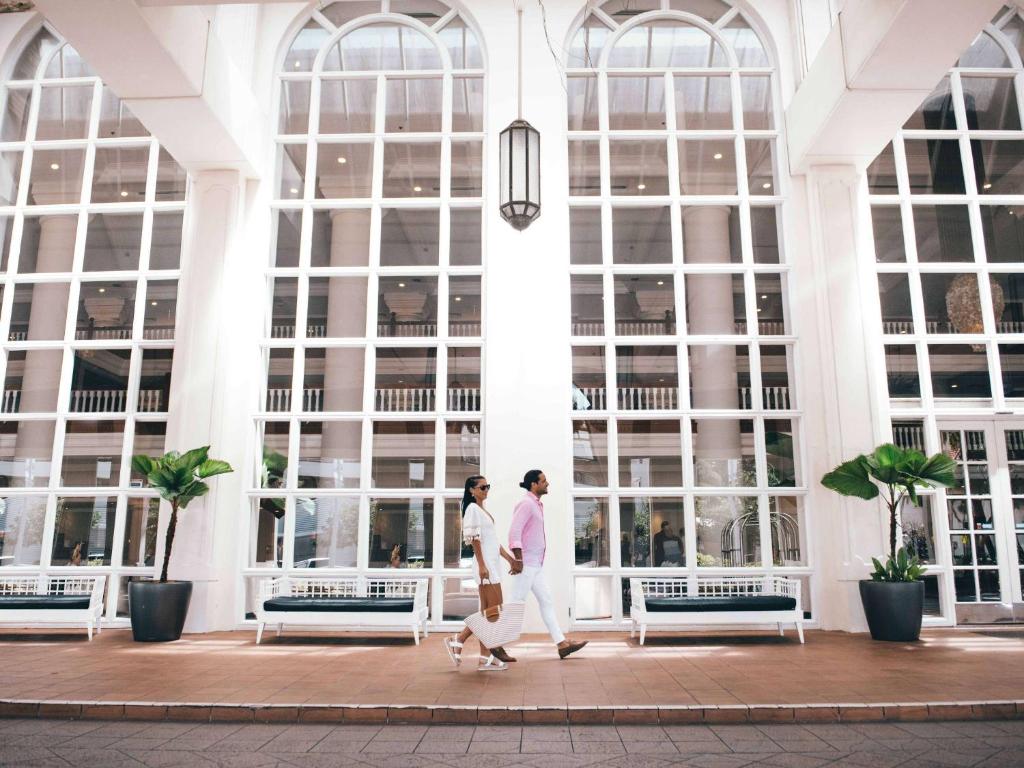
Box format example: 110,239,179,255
263,596,414,613
0,595,91,610
643,595,797,613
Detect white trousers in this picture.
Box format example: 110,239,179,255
510,564,565,644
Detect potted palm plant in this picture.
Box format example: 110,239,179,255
822,443,955,641
129,447,233,641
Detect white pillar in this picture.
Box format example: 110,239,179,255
163,169,265,632
794,166,889,631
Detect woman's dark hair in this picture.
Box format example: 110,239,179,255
519,469,544,491
461,475,485,513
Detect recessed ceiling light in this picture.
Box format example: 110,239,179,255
951,383,959,389
294,60,301,68
757,307,763,312
337,157,347,164
97,288,106,293
657,280,664,285
454,296,462,302
49,163,59,170
761,294,767,299
762,182,772,189
151,300,158,306
398,282,406,288
413,185,422,192
637,183,646,190
289,187,299,194
120,190,129,197
983,182,992,189
713,153,723,160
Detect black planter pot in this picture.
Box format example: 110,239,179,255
129,580,193,642
858,579,924,642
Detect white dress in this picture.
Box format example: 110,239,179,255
462,502,503,585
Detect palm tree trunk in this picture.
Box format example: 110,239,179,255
160,501,178,583
889,500,899,561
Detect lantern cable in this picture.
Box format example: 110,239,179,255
517,7,523,119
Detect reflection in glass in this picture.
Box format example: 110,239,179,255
618,420,682,487
871,206,905,263
973,140,1024,195
574,497,609,566
573,419,607,488
608,76,665,130
451,141,482,197
371,421,434,488
678,140,736,195
131,422,166,482
303,347,364,412
609,139,669,196
3,350,63,412
84,214,143,271
867,143,898,194
885,344,920,397
445,421,480,487
449,275,481,336
314,142,373,198
571,275,604,336
380,208,439,266
615,345,678,410
450,208,481,266
376,276,436,338
368,497,434,567
375,348,436,412
447,347,480,411
676,75,731,130
613,207,671,264
877,273,913,331
294,496,359,568
686,273,742,334
929,344,992,397
981,206,1024,263
51,496,115,565
452,76,484,132
1000,344,1024,397
121,498,158,567
69,351,131,413
905,139,965,194
690,344,744,409
299,420,361,489
319,79,376,134
385,77,442,133
695,495,760,566
921,273,979,334
252,497,284,567
0,495,46,566
572,346,606,411
312,209,371,268
692,418,755,487
382,142,441,197
615,275,675,335
36,85,91,140
765,418,797,487
620,497,685,567
770,496,805,566
29,148,86,204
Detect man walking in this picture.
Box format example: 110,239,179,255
508,469,588,659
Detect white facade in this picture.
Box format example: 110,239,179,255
0,0,1020,635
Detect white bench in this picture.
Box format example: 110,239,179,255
629,576,804,644
0,575,106,640
255,576,429,644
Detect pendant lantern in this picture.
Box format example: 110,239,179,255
498,8,541,230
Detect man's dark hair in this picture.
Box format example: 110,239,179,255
519,469,544,491
660,521,670,529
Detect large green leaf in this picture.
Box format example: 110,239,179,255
821,456,877,500
865,444,903,485
197,459,233,479
903,451,957,489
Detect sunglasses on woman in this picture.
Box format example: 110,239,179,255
476,484,491,491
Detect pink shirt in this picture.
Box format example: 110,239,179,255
508,492,546,567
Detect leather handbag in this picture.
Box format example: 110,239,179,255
477,578,503,623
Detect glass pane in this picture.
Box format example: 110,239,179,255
4,350,62,412
445,420,480,487
314,142,373,198
449,275,481,336
905,139,965,194
154,150,187,199
144,280,177,339
76,281,136,340
722,15,768,66
382,142,441,197
609,140,669,196
11,283,68,341
273,209,301,269
695,495,760,566
616,345,678,410
91,147,148,203
608,20,726,68
385,77,441,133
692,418,756,487
294,496,359,568
36,85,91,140
572,346,606,411
992,273,1024,333
16,215,79,274
46,43,93,78
312,209,371,268
270,276,297,338
574,498,610,567
61,420,124,486
740,75,772,130
310,276,370,338
447,347,480,411
770,496,805,566
0,420,55,490
681,206,741,265
574,577,613,620
150,212,184,270
569,140,600,196
371,422,434,488
69,350,131,413
913,205,973,262
572,419,607,488
571,274,604,336
265,348,293,413
567,75,599,131
613,207,671,264
571,208,602,265
98,87,147,138
130,422,165,483
754,273,786,335
867,143,898,194
139,349,172,413
690,344,746,410
608,76,666,130
751,207,780,264
0,151,22,206
871,206,906,263
29,148,86,204
51,496,115,566
299,420,361,489
765,418,797,487
252,497,284,567
615,274,676,335
921,273,979,334
2,87,31,142
260,421,290,491
886,344,920,397
678,140,736,195
443,498,473,570
974,140,1024,195
451,140,482,197
83,214,143,272
963,76,1020,131
929,344,992,397
11,30,59,81
567,15,610,68
368,498,434,568
380,208,439,266
1000,345,1024,397
438,16,482,69
452,76,483,132
981,205,1024,263
375,348,436,412
319,79,376,134
0,495,46,566
303,347,364,412
121,498,158,567
450,208,481,266
279,144,306,199
328,24,442,72
620,497,685,568
904,77,955,130
278,80,310,135
618,419,682,487
746,140,775,195
686,273,742,334
676,75,731,130
284,19,329,71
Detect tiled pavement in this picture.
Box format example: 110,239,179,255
2,719,1024,767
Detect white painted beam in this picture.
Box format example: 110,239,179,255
33,0,265,174
787,0,1005,172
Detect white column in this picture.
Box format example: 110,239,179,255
684,206,741,458
793,165,889,631
162,169,265,632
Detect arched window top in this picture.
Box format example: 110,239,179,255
9,29,95,82
568,0,768,70
281,0,481,74
957,32,1011,69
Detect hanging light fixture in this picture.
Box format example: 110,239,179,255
499,7,540,230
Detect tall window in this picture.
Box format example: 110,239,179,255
870,7,1024,617
255,1,484,621
0,29,187,617
565,0,806,624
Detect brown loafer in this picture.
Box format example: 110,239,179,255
557,640,588,659
491,647,517,663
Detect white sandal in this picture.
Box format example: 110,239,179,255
444,635,464,667
477,654,509,672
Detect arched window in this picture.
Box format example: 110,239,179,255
0,28,187,616
255,2,484,619
867,6,1024,614
565,0,807,623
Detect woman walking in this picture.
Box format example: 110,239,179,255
444,475,520,671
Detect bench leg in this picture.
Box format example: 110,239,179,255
422,617,430,638
87,621,93,641
412,624,420,645
276,623,283,637
96,622,102,635
796,621,804,644
777,622,784,637
630,620,636,639
639,624,647,646
256,622,265,644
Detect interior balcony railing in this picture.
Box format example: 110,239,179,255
269,322,482,339
571,320,788,336
883,320,1024,334
0,388,165,413
264,387,482,412
8,325,175,342
571,386,791,410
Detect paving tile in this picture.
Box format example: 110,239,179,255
623,740,679,753
414,739,471,753
570,741,628,754
467,740,523,753
362,739,421,753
